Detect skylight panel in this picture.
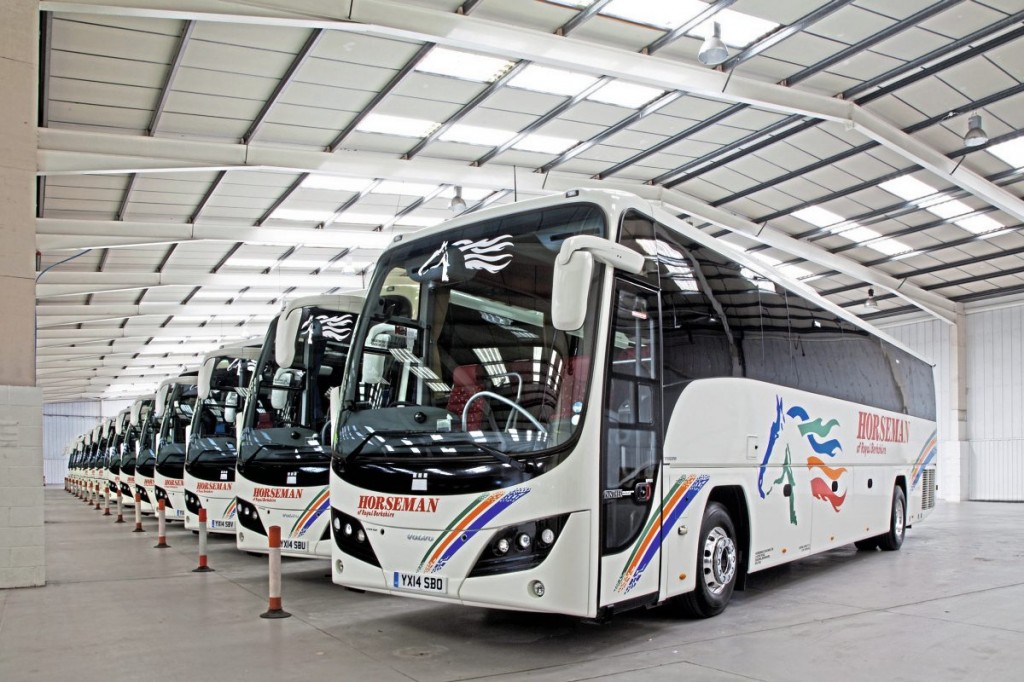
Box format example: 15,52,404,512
841,225,882,243
792,206,844,228
269,208,335,222
508,64,599,97
371,180,438,197
839,225,913,256
956,214,1004,234
602,0,705,30
925,199,972,219
335,212,393,225
587,80,665,109
988,138,1024,168
512,133,579,154
867,238,913,257
414,47,514,83
439,124,517,147
880,176,936,201
396,215,445,228
691,8,779,47
300,175,373,192
355,114,439,138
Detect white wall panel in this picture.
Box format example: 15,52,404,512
965,303,1024,501
42,401,102,485
884,297,1024,502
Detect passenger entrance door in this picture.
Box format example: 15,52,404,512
598,280,663,610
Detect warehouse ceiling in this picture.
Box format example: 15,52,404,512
35,0,1024,402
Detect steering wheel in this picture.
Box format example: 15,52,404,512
461,391,548,435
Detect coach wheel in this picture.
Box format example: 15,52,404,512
877,486,906,552
677,501,737,618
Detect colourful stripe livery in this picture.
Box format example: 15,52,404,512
225,498,238,519
911,430,938,491
290,487,330,538
418,487,531,574
615,473,710,594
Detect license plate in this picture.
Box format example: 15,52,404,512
280,539,308,552
175,509,185,518
392,572,447,594
210,519,235,530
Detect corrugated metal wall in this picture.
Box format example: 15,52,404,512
884,299,1024,502
42,401,102,486
965,303,1024,501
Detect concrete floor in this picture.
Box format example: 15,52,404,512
1,491,1022,681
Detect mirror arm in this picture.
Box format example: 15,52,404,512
556,235,645,275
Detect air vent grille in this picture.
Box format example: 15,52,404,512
922,468,936,510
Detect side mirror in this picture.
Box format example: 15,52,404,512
552,236,645,331
551,250,593,331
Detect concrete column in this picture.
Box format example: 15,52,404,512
0,0,44,588
940,303,971,502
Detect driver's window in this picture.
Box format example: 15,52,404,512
602,281,660,554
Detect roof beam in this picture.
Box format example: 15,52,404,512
36,271,365,298
37,217,397,251
39,0,1024,225
37,128,553,194
243,28,324,144
149,19,195,136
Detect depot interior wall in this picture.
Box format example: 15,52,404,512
0,0,43,589
882,295,1024,502
41,400,134,485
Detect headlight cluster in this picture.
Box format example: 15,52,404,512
331,508,380,567
184,491,202,514
136,486,150,503
236,499,266,535
154,486,171,507
119,481,132,497
469,514,570,578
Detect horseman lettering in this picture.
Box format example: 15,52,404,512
856,412,911,444
357,495,439,513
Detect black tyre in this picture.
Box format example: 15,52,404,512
854,537,879,551
677,501,738,618
877,486,906,552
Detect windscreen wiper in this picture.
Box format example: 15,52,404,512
342,429,426,463
466,440,525,472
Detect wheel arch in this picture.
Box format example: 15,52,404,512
705,485,750,590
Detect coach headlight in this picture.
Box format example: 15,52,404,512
470,514,570,578
330,509,379,567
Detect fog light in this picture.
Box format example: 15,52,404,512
516,533,532,550
335,559,344,574
333,517,341,531
356,529,366,543
529,580,545,598
495,537,510,555
238,532,245,543
540,528,555,545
